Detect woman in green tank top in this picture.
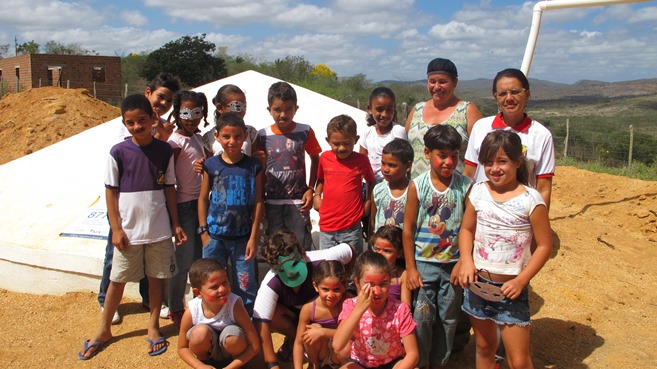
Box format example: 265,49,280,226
405,58,483,178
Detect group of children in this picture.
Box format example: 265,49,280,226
78,69,553,369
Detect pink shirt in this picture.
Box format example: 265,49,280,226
338,297,416,367
168,132,205,203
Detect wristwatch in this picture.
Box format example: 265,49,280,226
196,225,208,235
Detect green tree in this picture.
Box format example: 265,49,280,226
0,44,10,58
265,56,313,83
121,53,148,95
17,40,40,54
141,34,226,88
43,41,96,55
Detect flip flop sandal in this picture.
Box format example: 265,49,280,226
147,336,169,356
78,339,110,360
470,270,506,302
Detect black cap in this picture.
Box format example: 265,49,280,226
427,58,458,78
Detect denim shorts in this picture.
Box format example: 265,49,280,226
462,277,530,326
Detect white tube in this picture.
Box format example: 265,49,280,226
520,0,651,77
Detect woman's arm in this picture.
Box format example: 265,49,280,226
465,103,483,137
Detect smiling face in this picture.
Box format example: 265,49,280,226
145,86,175,118
123,108,154,145
268,97,298,132
368,95,395,133
427,73,457,105
197,270,231,306
483,147,521,190
177,100,203,136
495,76,530,117
326,130,357,160
215,125,246,159
314,276,346,308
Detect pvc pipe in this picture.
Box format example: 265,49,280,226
520,0,651,77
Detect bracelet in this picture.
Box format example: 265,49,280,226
313,193,322,197
266,361,279,369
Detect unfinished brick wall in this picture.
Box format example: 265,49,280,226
0,54,121,104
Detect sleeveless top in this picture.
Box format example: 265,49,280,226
311,299,339,329
388,277,401,302
189,293,239,331
407,101,471,178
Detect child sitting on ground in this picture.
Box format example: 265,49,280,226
333,250,419,369
178,258,260,369
293,260,351,369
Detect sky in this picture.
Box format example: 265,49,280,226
1,0,656,84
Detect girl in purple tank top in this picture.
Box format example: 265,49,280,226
293,260,350,369
370,225,411,306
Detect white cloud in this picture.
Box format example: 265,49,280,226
121,11,148,27
0,0,105,30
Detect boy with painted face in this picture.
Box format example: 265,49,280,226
253,230,354,369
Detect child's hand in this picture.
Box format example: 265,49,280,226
501,277,526,300
193,158,205,174
245,239,257,261
301,324,325,346
313,195,322,211
450,260,461,285
458,261,476,288
174,226,187,246
252,150,267,168
200,232,210,248
111,229,130,252
300,188,313,211
355,282,373,312
405,268,424,291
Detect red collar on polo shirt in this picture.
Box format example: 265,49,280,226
491,113,532,133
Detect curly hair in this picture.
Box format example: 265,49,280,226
261,229,303,267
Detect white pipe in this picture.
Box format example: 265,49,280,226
520,0,651,77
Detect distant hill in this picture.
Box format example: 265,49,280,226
378,78,657,100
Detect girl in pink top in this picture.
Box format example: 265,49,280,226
293,260,350,369
333,251,419,369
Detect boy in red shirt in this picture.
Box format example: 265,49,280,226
313,115,374,253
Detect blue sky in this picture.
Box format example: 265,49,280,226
1,0,656,84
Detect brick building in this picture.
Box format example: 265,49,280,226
0,54,121,103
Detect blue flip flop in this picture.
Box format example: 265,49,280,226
78,339,109,360
147,336,168,356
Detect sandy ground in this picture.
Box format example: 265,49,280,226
1,166,655,368
1,88,657,368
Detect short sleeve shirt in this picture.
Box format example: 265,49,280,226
338,297,416,367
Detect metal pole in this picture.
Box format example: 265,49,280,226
564,118,570,158
521,0,650,77
628,125,634,167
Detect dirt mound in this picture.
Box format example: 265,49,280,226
0,87,120,165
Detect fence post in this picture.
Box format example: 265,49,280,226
124,83,128,98
93,81,96,98
66,80,70,89
38,78,41,88
628,125,634,169
401,102,408,122
563,118,569,158
15,77,19,92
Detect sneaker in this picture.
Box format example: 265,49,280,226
159,305,170,319
101,307,121,325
